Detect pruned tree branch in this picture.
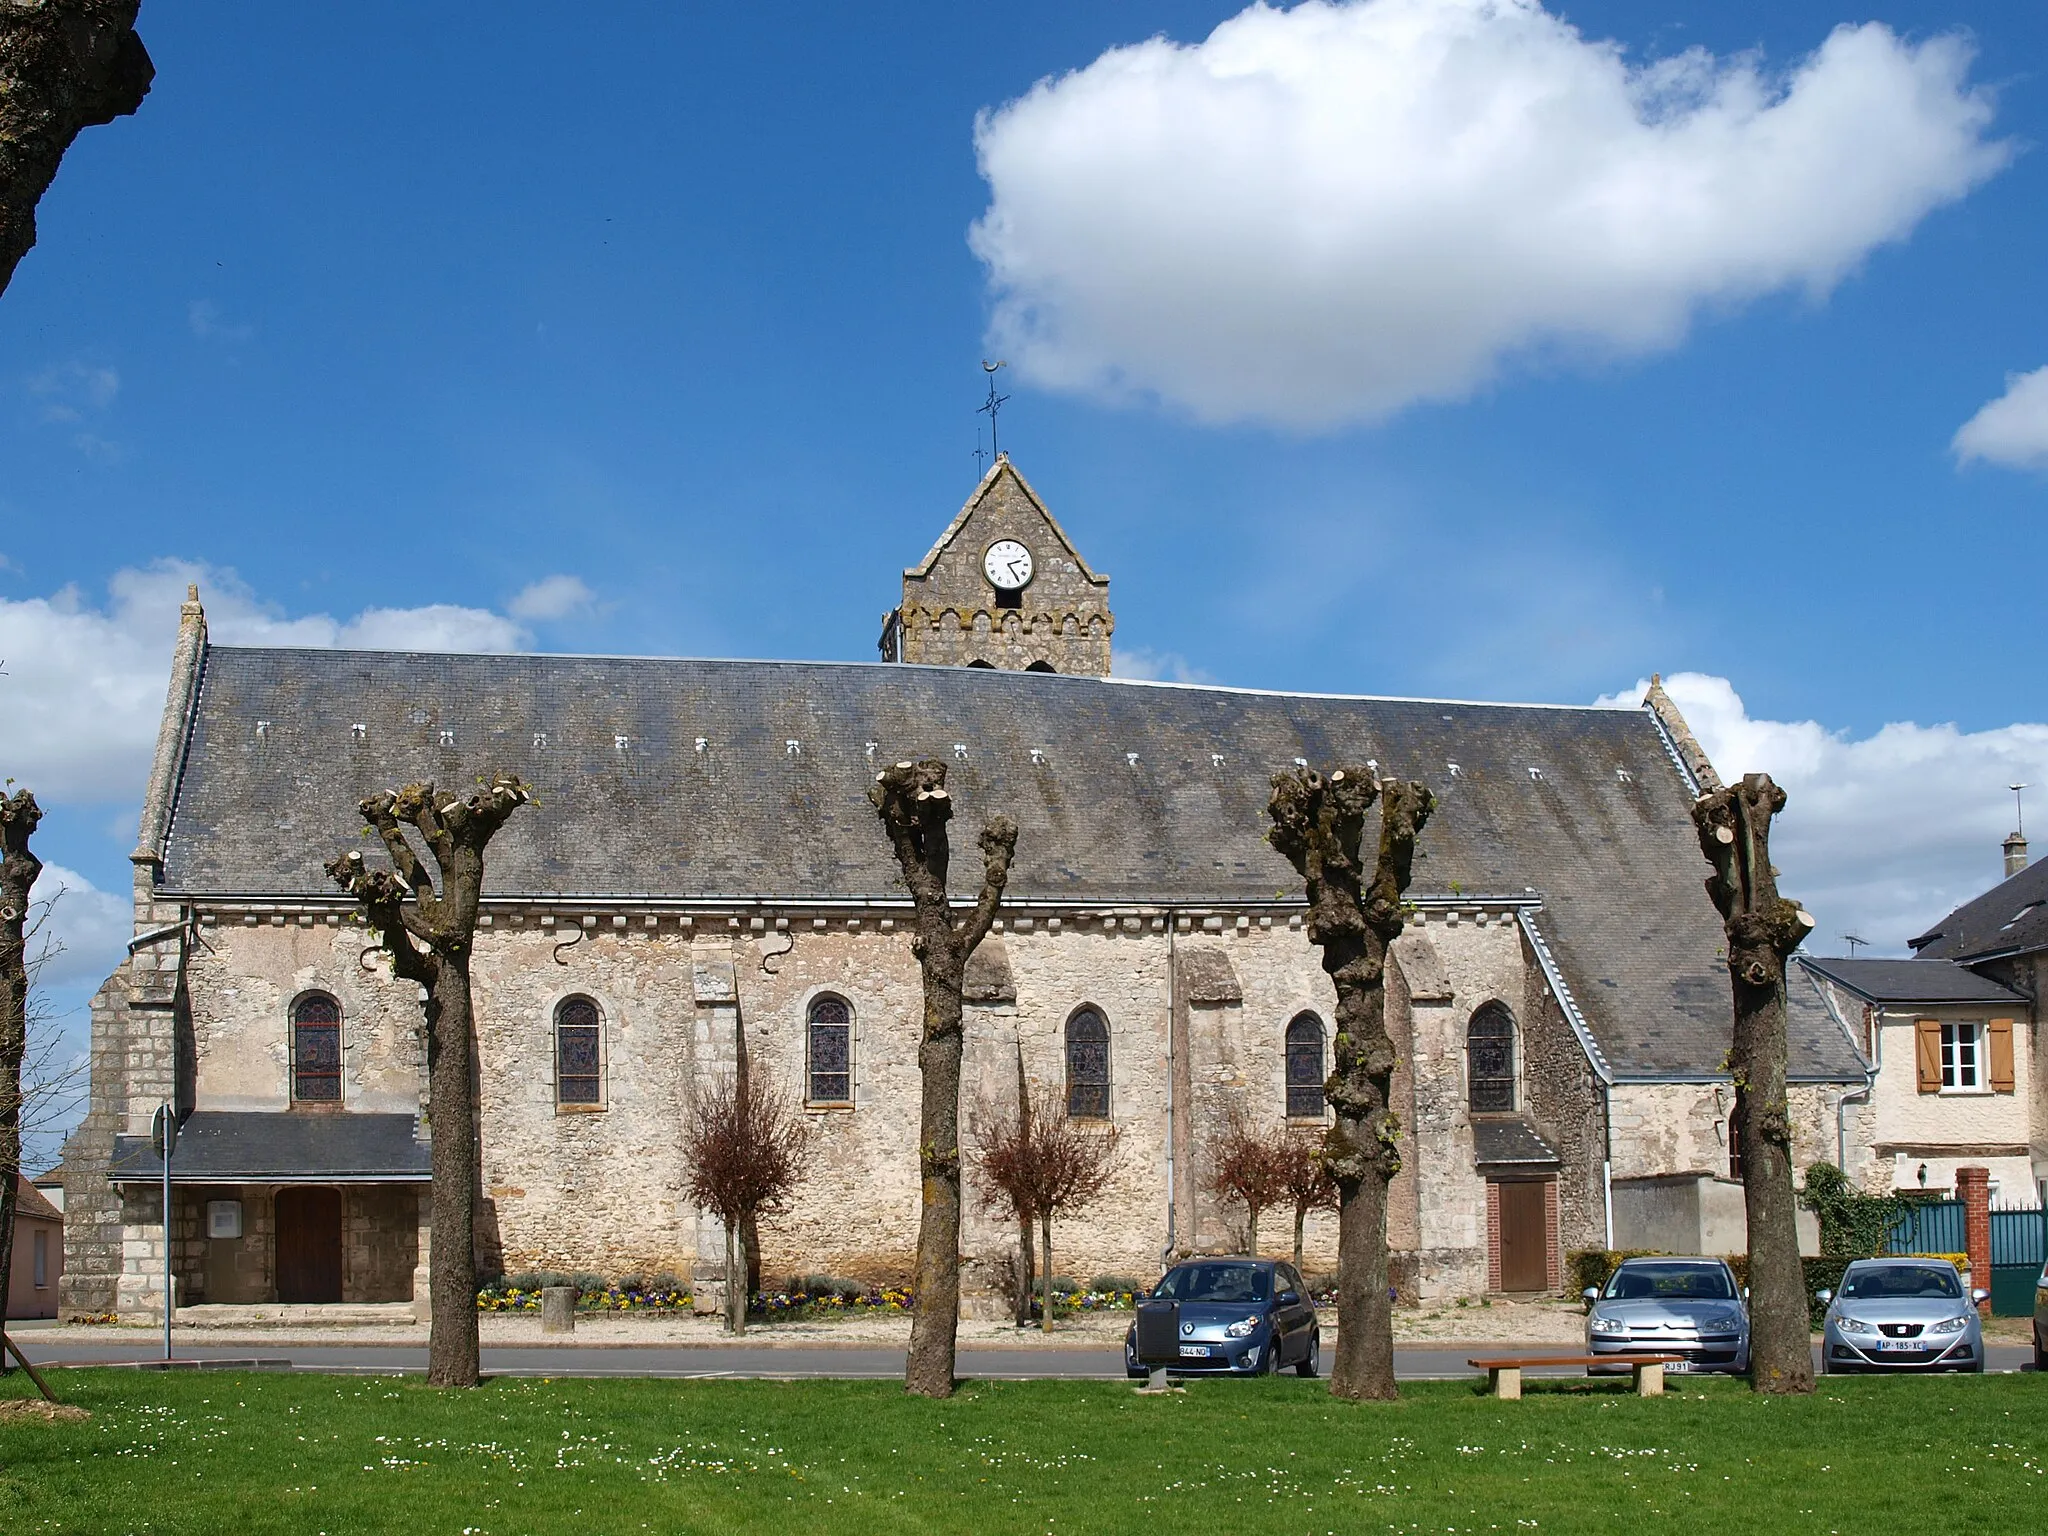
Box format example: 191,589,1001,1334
0,1,154,297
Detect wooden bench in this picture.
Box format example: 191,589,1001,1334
1468,1353,1683,1400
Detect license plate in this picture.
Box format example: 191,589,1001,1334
1876,1339,1922,1352
1664,1359,1694,1373
1178,1344,1211,1358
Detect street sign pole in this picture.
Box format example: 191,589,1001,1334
151,1102,178,1361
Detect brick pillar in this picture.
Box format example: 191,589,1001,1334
1955,1165,1991,1316
1484,1181,1502,1292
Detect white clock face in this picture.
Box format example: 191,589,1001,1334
983,540,1034,590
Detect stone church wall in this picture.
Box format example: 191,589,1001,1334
114,901,1629,1302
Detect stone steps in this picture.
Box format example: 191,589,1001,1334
172,1303,417,1329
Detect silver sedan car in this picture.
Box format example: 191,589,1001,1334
1818,1259,1986,1373
1583,1257,1750,1374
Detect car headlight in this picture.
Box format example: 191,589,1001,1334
1701,1311,1743,1332
1589,1314,1626,1334
1929,1316,1969,1335
1836,1317,1870,1334
1225,1316,1261,1338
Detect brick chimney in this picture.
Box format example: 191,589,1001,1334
2004,832,2029,879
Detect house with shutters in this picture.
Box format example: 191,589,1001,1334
1797,956,2031,1204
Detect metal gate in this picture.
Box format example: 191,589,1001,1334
1990,1204,2046,1318
1885,1199,1966,1257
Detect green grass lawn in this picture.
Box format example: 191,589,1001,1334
2,1368,2041,1534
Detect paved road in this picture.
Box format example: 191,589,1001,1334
11,1336,2036,1379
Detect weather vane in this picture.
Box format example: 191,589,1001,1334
978,360,1010,462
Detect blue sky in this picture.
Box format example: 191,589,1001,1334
4,2,2048,1146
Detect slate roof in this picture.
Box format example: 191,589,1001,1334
156,647,1865,1082
109,1111,431,1183
1472,1118,1560,1168
1796,955,2028,1006
1908,857,2048,961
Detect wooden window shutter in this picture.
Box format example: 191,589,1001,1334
1987,1018,2016,1093
1914,1018,1942,1093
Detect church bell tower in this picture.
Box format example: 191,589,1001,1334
879,457,1112,676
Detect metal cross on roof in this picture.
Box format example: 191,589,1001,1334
978,359,1010,461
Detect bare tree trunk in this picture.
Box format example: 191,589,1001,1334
871,760,1016,1398
1038,1210,1055,1333
1013,1046,1035,1327
1293,1204,1307,1276
0,792,46,1392
422,957,482,1387
328,776,530,1390
1246,1206,1261,1257
1269,769,1433,1403
1694,773,1815,1396
0,1,153,297
724,1221,745,1337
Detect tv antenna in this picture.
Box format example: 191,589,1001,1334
1843,934,1868,958
978,360,1010,461
2010,783,2028,839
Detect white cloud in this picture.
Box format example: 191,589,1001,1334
27,360,119,423
1597,673,2048,955
1112,646,1218,684
508,574,596,623
187,299,255,343
1953,365,2048,472
972,0,2009,428
0,559,539,803
27,862,131,990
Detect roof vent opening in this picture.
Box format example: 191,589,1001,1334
1126,752,1140,768
533,732,548,749
255,720,270,739
786,739,802,757
953,743,968,759
614,734,631,751
1527,766,1544,782
438,729,455,748
350,723,366,742
1446,762,1461,778
694,737,708,753
1030,748,1047,766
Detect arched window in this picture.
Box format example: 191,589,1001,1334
808,996,852,1105
967,658,997,669
1025,659,1056,674
1467,1002,1516,1113
1066,1008,1110,1118
555,996,603,1106
291,993,342,1103
1285,1013,1326,1118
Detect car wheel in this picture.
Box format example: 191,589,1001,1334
1295,1329,1320,1378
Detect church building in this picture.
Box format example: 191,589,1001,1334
60,458,1871,1320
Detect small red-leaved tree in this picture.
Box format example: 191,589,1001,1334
972,1088,1119,1333
1203,1108,1287,1256
869,759,1016,1397
1277,1127,1340,1276
0,789,53,1397
326,776,531,1389
682,1073,812,1336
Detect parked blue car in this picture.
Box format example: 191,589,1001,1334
1124,1258,1321,1377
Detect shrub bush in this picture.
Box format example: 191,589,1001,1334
646,1270,682,1296
572,1272,608,1296
1090,1275,1144,1296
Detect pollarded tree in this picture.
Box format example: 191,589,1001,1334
0,1,153,296
1693,772,1815,1396
972,1079,1119,1333
326,776,531,1389
869,758,1017,1397
0,789,49,1394
1277,1127,1340,1277
1268,766,1434,1403
1203,1107,1287,1256
682,1071,812,1336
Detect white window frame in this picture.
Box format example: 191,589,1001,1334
1939,1020,1984,1093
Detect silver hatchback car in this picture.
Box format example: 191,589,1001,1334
1583,1257,1750,1374
1818,1259,1986,1373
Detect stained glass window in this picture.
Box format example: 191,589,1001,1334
1467,1003,1516,1113
1285,1013,1325,1118
556,996,602,1105
808,996,852,1104
292,993,342,1103
1066,1008,1110,1119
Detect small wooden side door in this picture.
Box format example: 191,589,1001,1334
1498,1180,1549,1293
275,1187,343,1303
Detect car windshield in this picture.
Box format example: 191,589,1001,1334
1153,1263,1270,1303
1603,1262,1735,1301
1840,1264,1962,1300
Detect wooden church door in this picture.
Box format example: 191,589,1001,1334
275,1187,343,1303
